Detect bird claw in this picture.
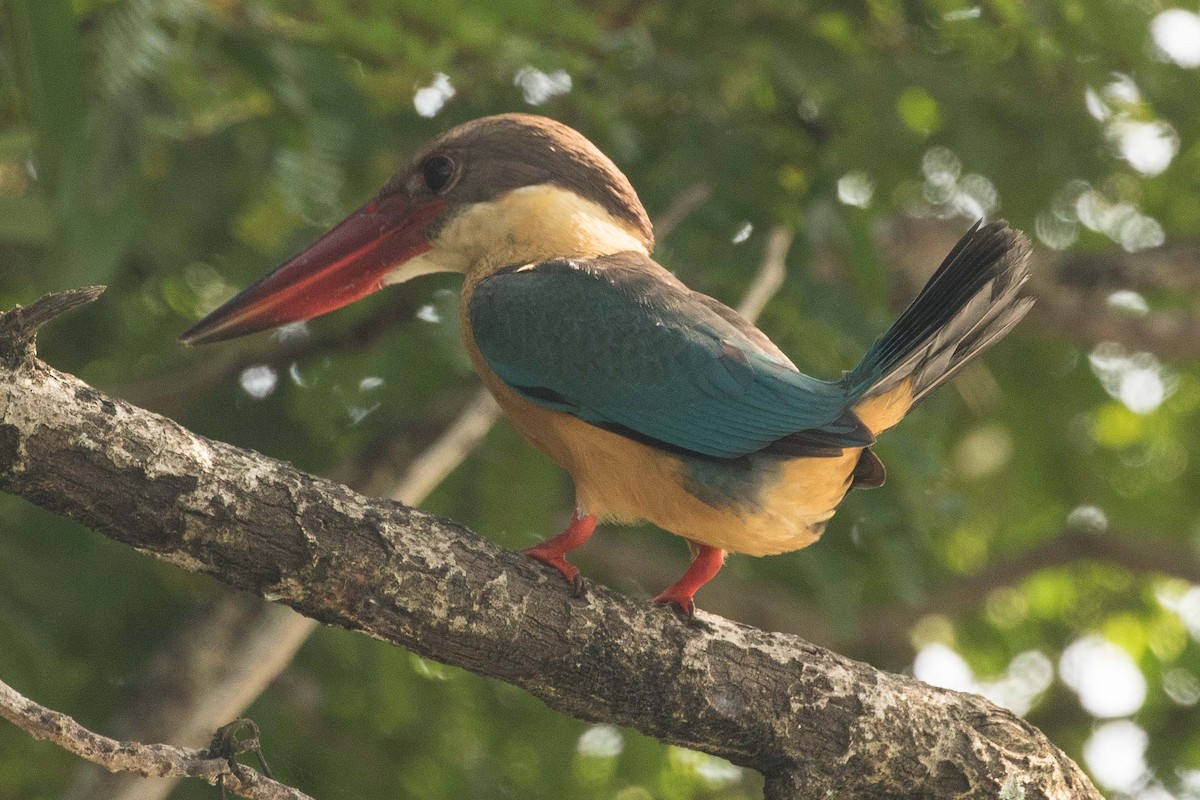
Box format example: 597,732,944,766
649,544,721,624
651,591,695,622
522,546,581,590
520,514,596,597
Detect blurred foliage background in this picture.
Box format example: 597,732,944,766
3,0,1200,798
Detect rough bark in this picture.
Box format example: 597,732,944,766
0,289,1101,800
63,385,499,800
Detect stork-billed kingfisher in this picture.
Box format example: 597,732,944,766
182,114,1033,618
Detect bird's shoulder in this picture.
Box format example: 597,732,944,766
473,251,791,366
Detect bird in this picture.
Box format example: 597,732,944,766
181,113,1034,619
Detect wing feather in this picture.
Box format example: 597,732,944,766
469,253,869,459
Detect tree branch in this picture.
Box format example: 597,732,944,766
736,226,791,322
0,285,105,367
0,677,311,800
650,182,712,241
0,289,1100,799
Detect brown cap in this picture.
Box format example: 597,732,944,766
386,114,654,251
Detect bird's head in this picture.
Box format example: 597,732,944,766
180,114,653,345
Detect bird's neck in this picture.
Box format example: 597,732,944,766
406,184,652,285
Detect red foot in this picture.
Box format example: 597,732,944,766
651,544,725,620
522,512,597,595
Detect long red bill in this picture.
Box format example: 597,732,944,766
180,194,445,345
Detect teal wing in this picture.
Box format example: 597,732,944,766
468,253,871,459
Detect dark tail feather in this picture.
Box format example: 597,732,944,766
845,220,1034,404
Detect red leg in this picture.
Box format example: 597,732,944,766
652,544,725,619
522,512,596,594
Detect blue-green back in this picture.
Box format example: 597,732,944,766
469,253,866,459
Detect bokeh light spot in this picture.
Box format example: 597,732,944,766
1151,9,1200,67
1059,635,1147,717
576,724,624,758
1106,290,1150,316
515,67,572,105
413,73,456,118
1083,720,1148,791
837,171,875,208
239,365,278,400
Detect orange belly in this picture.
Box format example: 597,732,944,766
464,350,855,555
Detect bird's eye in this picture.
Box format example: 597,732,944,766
422,155,455,193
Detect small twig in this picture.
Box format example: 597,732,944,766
0,285,105,366
209,719,274,779
0,677,312,800
737,225,792,320
651,182,712,241
387,388,501,504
